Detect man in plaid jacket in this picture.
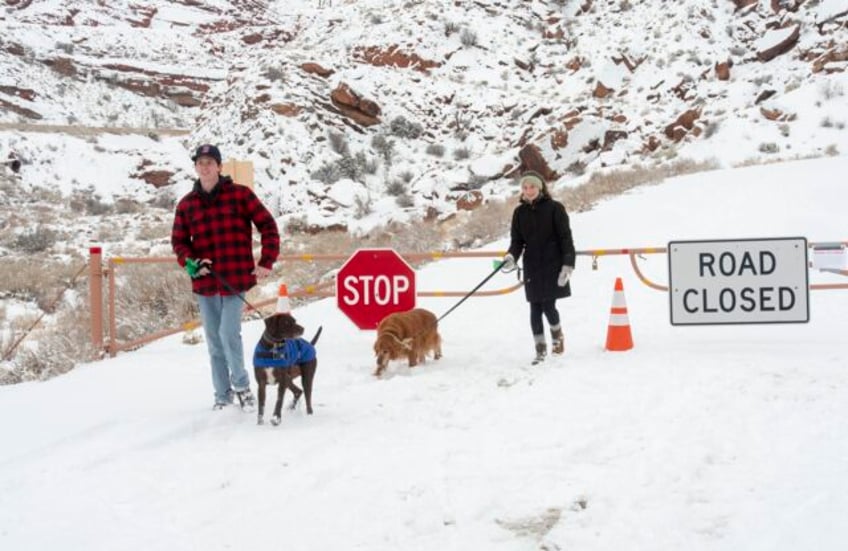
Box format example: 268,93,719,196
172,144,280,410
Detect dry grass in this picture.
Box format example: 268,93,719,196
0,256,86,312
559,158,721,214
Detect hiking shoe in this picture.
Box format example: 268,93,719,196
213,390,234,410
235,388,256,412
551,328,564,355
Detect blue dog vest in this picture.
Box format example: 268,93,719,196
254,338,316,369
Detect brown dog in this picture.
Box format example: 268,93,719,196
373,308,442,377
253,313,320,425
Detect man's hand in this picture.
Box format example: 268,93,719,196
557,265,574,287
253,265,272,281
500,254,516,273
185,258,212,278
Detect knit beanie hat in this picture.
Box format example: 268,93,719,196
519,171,548,194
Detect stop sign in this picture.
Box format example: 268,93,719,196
336,248,416,330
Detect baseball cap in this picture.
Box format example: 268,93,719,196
191,144,222,164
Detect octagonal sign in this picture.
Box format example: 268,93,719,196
336,248,416,330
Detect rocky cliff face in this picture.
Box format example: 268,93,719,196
1,0,846,233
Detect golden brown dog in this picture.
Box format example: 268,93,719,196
373,308,442,377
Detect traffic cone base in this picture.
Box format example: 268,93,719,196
276,283,291,314
605,277,633,351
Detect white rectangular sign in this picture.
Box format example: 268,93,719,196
668,237,809,325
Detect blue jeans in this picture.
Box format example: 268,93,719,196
196,293,250,404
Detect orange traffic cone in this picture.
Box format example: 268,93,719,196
276,283,291,314
605,277,633,351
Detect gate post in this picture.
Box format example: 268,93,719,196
89,246,103,356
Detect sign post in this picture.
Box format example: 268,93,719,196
668,237,809,325
336,249,416,330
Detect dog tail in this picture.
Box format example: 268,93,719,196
310,326,323,346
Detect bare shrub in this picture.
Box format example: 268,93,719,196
354,195,373,219
567,160,587,175
9,306,93,383
56,42,74,54
311,161,341,185
426,143,446,157
12,226,56,253
115,197,142,214
138,220,172,241
759,142,779,154
396,194,414,208
310,151,372,184
389,116,423,139
113,263,198,343
328,131,350,155
0,261,92,384
385,179,407,196
819,80,844,101
371,134,396,165
444,21,460,36
452,110,472,140
337,152,367,181
363,155,379,175
69,189,112,215
460,28,478,48
704,120,721,138
454,147,471,160
449,197,515,249
0,257,81,311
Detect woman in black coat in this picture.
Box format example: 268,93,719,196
501,171,576,363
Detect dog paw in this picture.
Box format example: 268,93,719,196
257,416,264,425
271,416,281,426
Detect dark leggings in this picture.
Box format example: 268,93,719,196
530,300,560,336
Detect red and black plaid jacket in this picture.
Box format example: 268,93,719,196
171,176,280,296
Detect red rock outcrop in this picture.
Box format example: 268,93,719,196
330,83,381,127
664,109,701,142
353,45,441,73
757,24,800,62
301,63,334,78
518,143,557,182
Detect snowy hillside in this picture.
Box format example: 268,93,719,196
1,157,847,550
1,0,846,231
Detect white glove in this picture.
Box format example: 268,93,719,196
557,265,573,287
501,254,516,272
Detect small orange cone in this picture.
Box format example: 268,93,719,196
276,283,291,314
605,277,633,351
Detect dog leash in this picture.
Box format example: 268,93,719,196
436,261,506,323
205,265,264,313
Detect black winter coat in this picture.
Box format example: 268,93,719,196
508,194,576,303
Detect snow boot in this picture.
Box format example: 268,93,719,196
532,341,547,365
551,326,564,355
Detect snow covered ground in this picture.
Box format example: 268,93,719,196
1,156,847,550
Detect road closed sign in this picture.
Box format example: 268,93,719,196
668,237,809,325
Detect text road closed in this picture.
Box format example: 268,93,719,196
668,237,809,325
